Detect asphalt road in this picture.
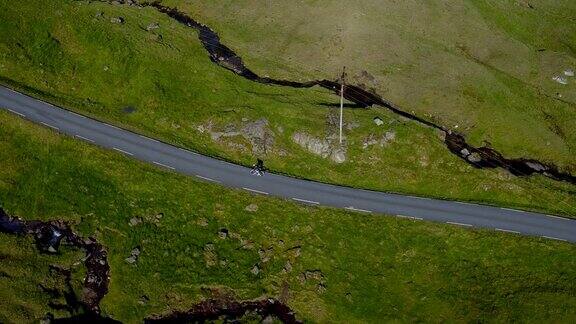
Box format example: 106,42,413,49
1,86,575,243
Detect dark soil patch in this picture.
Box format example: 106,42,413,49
122,105,137,114
145,298,301,324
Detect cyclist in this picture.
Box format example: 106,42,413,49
251,159,265,176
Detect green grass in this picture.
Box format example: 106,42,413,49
0,0,575,220
166,0,576,165
2,111,576,322
0,235,84,323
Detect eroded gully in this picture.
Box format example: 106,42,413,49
0,208,117,322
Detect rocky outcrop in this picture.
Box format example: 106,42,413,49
202,118,275,155
242,118,275,155
292,132,347,163
362,131,396,149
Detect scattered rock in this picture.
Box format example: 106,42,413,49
564,69,575,77
138,295,150,305
345,292,353,302
144,212,164,226
276,125,284,134
218,228,228,239
34,226,63,254
316,283,327,294
251,265,260,275
262,315,274,324
146,22,160,31
362,134,379,149
287,246,301,258
125,247,141,264
103,66,109,72
110,17,125,24
239,239,254,250
112,0,137,5
346,121,360,130
357,70,378,85
41,313,54,324
419,154,430,167
552,75,568,85
245,204,258,212
460,148,470,157
299,269,324,285
383,131,396,142
128,217,142,227
284,261,292,273
258,248,271,263
373,117,384,126
123,106,136,114
467,152,482,163
363,131,396,149
204,244,217,267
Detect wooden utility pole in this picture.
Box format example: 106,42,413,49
339,66,346,144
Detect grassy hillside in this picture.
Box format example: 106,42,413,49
2,111,576,322
0,0,575,218
167,0,576,168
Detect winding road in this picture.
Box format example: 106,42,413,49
1,86,575,243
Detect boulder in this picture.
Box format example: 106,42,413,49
362,134,379,149
526,161,547,172
128,217,142,227
110,17,125,24
467,152,482,163
330,148,347,164
373,117,384,126
552,75,568,85
384,131,396,141
146,22,160,31
125,247,141,264
245,204,258,212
